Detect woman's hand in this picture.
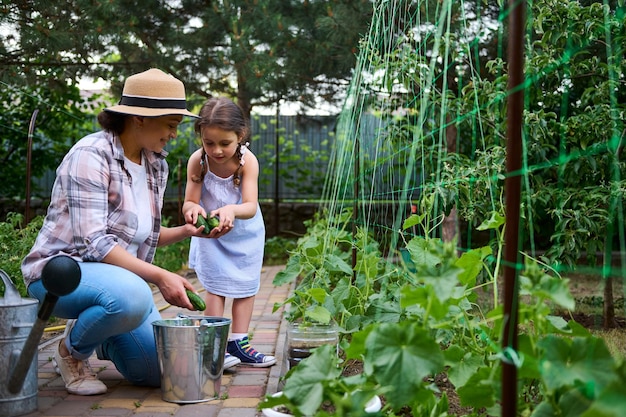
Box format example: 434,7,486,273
182,203,211,237
156,271,196,310
183,203,207,227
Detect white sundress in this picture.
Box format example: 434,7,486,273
188,161,265,298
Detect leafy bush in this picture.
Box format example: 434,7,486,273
264,236,298,266
0,213,43,296
265,208,626,415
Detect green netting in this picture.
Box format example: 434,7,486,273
319,0,626,320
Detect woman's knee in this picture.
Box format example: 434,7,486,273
110,282,154,326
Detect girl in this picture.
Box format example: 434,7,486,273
183,97,276,368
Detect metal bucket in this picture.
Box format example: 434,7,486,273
152,314,231,403
0,270,39,417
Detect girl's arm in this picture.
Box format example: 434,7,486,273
236,150,260,218
210,151,260,227
181,149,224,237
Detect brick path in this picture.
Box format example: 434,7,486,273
19,265,290,417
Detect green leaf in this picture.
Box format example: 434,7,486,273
323,253,353,275
273,258,302,286
344,326,373,360
307,287,329,304
364,322,444,407
364,297,403,324
283,344,341,415
444,345,485,388
402,214,425,230
557,388,594,416
476,211,505,231
456,246,491,287
456,366,498,409
305,305,332,324
581,380,626,417
405,237,441,270
421,265,465,303
538,336,617,395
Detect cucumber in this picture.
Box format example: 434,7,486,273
195,215,220,234
186,289,206,311
206,216,220,229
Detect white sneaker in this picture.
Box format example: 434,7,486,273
53,339,107,395
224,352,241,370
63,319,76,338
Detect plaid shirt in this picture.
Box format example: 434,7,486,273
21,130,169,287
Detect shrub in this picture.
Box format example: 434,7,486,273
0,213,43,296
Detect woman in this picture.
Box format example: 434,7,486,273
21,68,209,395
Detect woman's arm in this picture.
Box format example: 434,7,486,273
182,149,206,224
158,223,202,246
102,245,196,310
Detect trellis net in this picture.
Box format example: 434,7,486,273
320,0,626,319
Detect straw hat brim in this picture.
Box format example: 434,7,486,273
105,104,198,118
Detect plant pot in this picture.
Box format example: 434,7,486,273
286,322,339,369
261,392,382,416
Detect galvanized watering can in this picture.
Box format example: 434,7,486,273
0,257,81,417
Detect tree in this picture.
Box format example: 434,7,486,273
0,68,99,199
1,0,374,117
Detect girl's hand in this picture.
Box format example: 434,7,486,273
208,206,236,237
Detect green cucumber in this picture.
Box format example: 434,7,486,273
195,215,220,234
206,216,220,229
186,289,206,311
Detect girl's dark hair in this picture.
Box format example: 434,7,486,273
193,97,251,186
194,97,250,140
97,111,129,135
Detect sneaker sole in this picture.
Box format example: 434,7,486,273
238,358,277,368
224,357,242,370
52,358,62,376
52,357,107,395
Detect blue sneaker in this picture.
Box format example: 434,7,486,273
223,353,241,370
227,336,276,367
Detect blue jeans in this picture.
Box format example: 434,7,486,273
28,262,162,387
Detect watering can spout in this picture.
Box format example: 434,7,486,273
6,256,81,395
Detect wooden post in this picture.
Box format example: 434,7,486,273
502,1,526,416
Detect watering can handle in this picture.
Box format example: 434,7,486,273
7,256,81,394
0,269,22,301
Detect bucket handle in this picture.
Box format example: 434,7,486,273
1,269,22,302
176,313,220,335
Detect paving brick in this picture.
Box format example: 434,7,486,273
227,385,266,398
217,408,259,417
173,403,220,417
89,407,135,416
29,266,290,417
231,373,268,386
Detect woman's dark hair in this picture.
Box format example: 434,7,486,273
193,97,251,186
97,111,129,135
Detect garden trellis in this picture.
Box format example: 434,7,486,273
312,0,626,414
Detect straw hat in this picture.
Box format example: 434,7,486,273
105,68,198,118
